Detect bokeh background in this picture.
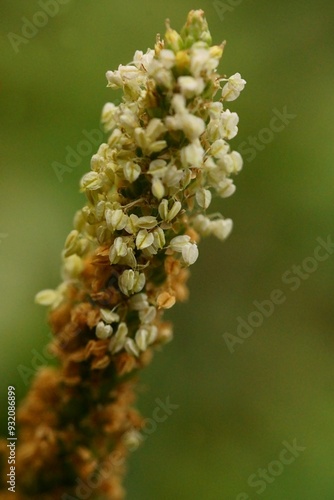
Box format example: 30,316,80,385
1,1,334,498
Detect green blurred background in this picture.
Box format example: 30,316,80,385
1,0,334,498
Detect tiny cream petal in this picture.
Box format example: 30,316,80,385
35,289,59,307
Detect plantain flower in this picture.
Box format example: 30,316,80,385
1,10,245,499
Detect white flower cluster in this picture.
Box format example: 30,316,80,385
36,10,245,361
94,298,158,356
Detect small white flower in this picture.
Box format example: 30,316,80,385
220,110,239,140
133,127,146,150
115,322,128,340
167,200,182,222
159,49,176,69
178,76,205,98
114,237,128,256
163,165,183,188
135,325,158,349
158,199,181,222
208,101,223,119
108,128,123,148
132,48,155,69
206,119,221,142
137,216,158,229
169,235,198,265
124,338,140,357
181,168,192,188
217,177,236,198
134,127,167,154
139,306,157,324
100,309,120,324
151,177,165,199
210,139,230,159
95,201,106,221
229,151,243,173
119,64,142,82
62,254,83,279
180,140,205,168
190,48,219,77
182,114,206,141
108,247,119,265
123,161,141,182
135,328,150,351
146,118,167,141
118,270,146,296
80,172,102,191
182,243,199,266
128,293,149,310
136,229,154,250
119,107,139,130
170,93,186,114
125,214,139,235
148,159,168,177
35,283,68,309
96,321,113,340
35,289,59,307
158,199,168,220
147,59,174,88
218,151,243,174
210,218,233,240
108,322,128,354
105,209,128,231
109,237,129,264
106,69,123,88
122,247,137,269
221,73,246,102
202,156,216,171
196,188,212,209
149,140,167,153
165,111,205,141
101,102,118,131
169,235,191,252
146,324,158,344
152,227,166,249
